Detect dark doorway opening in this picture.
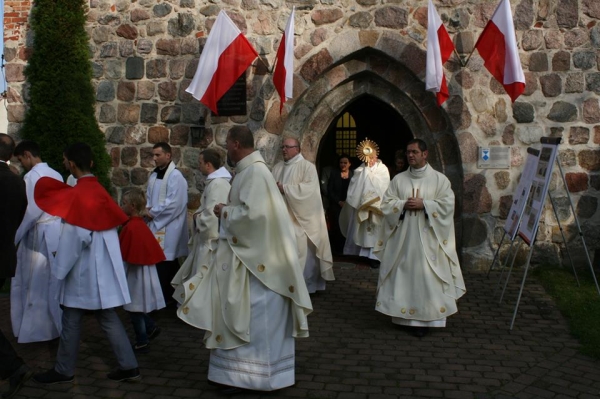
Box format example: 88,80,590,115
317,95,413,177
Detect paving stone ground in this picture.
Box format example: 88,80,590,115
1,259,599,398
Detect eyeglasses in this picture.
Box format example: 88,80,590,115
280,145,299,149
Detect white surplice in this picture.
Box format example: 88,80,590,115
11,163,63,343
272,154,334,293
146,164,189,260
123,262,165,313
172,167,231,304
55,223,130,310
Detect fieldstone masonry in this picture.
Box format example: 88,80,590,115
3,0,600,270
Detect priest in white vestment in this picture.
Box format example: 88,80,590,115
12,141,63,343
340,140,390,268
177,126,312,393
272,138,334,293
172,148,231,303
375,139,466,338
146,142,189,304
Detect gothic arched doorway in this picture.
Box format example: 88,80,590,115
278,40,464,253
316,95,413,175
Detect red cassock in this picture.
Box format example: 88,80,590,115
119,217,166,266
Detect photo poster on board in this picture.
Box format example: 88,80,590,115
518,137,562,245
504,147,539,240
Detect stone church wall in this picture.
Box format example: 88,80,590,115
4,0,600,270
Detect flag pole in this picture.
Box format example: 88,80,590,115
461,46,477,68
452,48,466,68
251,56,273,73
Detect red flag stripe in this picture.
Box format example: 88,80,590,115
438,26,454,65
474,0,525,102
200,34,258,114
273,31,287,112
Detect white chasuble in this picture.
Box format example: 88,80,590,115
176,151,312,391
375,165,466,326
272,154,334,292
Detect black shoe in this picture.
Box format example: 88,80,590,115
369,259,380,269
132,342,150,354
412,327,429,338
33,369,74,385
148,326,161,341
107,367,141,382
221,386,245,395
3,365,33,399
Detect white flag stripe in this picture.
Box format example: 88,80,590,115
425,0,444,93
282,9,295,98
186,11,242,101
491,0,525,85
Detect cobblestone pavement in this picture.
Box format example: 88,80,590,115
1,259,599,398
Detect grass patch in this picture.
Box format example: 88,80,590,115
532,265,600,359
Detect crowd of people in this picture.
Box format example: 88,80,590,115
0,131,465,397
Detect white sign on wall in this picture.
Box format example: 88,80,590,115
477,146,511,169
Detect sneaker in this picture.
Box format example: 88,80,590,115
132,342,150,354
3,364,33,399
107,367,141,382
33,369,74,385
148,326,161,341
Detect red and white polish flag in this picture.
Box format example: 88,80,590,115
273,8,295,113
475,0,525,102
425,0,455,106
186,10,259,114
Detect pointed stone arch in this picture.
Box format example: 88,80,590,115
278,31,464,251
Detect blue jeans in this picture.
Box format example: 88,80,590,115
128,312,156,345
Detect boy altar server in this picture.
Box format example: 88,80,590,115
32,143,140,384
120,188,166,353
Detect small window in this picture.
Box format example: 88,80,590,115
335,112,357,155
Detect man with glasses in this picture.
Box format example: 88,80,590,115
272,137,334,293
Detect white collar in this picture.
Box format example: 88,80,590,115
284,153,303,165
207,166,232,182
411,163,428,173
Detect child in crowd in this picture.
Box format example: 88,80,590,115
119,188,166,353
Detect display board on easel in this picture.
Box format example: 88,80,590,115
500,136,600,330
503,148,539,241
518,137,560,245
